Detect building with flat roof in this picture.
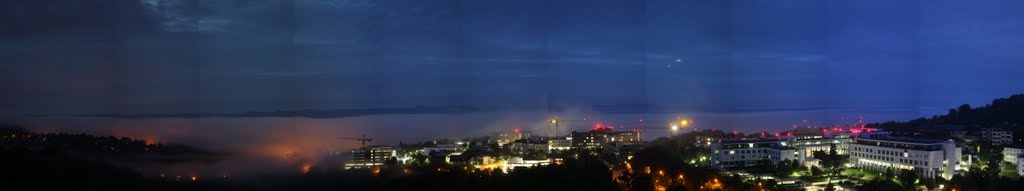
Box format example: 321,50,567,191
492,131,531,146
344,146,397,169
548,136,573,151
981,128,1014,146
1003,145,1024,165
509,139,549,154
710,139,798,170
1017,153,1024,176
570,127,641,150
848,137,961,179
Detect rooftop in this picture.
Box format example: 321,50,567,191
857,137,951,145
718,138,783,144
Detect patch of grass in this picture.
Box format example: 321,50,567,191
842,168,878,180
1000,162,1021,179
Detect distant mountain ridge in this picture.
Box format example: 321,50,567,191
34,105,483,119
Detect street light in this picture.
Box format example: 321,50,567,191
670,119,691,136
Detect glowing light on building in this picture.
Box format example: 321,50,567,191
301,163,312,174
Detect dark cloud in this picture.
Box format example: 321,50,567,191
0,0,161,37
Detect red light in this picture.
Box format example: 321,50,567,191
514,128,520,134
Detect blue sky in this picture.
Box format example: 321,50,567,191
2,0,1023,122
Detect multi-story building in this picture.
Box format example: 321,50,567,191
848,137,961,179
787,138,847,162
981,128,1013,145
423,143,463,156
548,136,573,151
694,130,735,148
510,139,549,154
1003,145,1024,165
492,131,531,146
710,139,798,170
570,127,641,150
1017,153,1024,176
921,125,968,139
344,145,397,169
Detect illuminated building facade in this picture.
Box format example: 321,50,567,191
1003,145,1024,165
344,146,397,169
423,144,463,156
492,131,531,146
848,137,961,179
710,139,798,170
548,137,572,151
570,128,641,150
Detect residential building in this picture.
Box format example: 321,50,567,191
848,137,961,179
981,128,1014,145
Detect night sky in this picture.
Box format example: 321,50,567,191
3,0,1024,123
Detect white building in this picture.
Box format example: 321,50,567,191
1004,145,1024,165
848,137,961,179
504,157,551,172
1017,154,1024,176
710,139,799,170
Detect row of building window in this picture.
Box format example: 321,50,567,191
852,151,930,166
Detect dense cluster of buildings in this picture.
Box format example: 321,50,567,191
343,126,645,171
709,126,971,180
708,123,1024,180
340,121,1020,179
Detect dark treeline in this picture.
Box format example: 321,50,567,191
869,94,1024,130
0,125,218,163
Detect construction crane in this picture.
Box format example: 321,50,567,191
338,134,373,148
